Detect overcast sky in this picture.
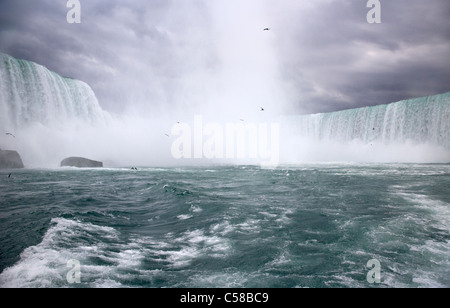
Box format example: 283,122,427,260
1,0,449,116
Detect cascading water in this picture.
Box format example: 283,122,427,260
0,53,112,167
286,93,450,147
0,52,106,130
282,92,450,163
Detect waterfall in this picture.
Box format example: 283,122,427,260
282,92,450,163
0,53,112,167
286,92,450,148
0,53,107,130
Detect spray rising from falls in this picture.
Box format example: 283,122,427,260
282,92,450,163
0,53,115,167
1,53,449,166
0,53,183,168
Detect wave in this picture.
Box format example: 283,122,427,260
0,216,232,288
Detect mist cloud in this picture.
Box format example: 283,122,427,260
0,0,449,116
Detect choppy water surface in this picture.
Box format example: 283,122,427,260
0,164,449,288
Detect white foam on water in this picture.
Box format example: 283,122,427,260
362,186,450,288
187,271,251,288
0,217,150,288
175,203,203,221
264,248,292,269
210,221,235,236
144,228,232,269
163,246,200,268
189,204,203,213
325,274,363,288
235,218,262,233
176,229,231,257
177,214,193,221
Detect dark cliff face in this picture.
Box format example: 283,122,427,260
60,157,103,168
0,149,24,169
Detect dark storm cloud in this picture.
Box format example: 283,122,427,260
272,0,450,113
0,0,449,115
0,0,216,114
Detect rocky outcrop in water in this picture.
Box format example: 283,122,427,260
0,149,24,169
61,157,103,168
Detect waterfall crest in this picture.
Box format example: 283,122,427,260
0,53,106,130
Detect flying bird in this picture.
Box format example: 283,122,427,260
263,28,270,31
5,132,15,138
260,107,265,112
